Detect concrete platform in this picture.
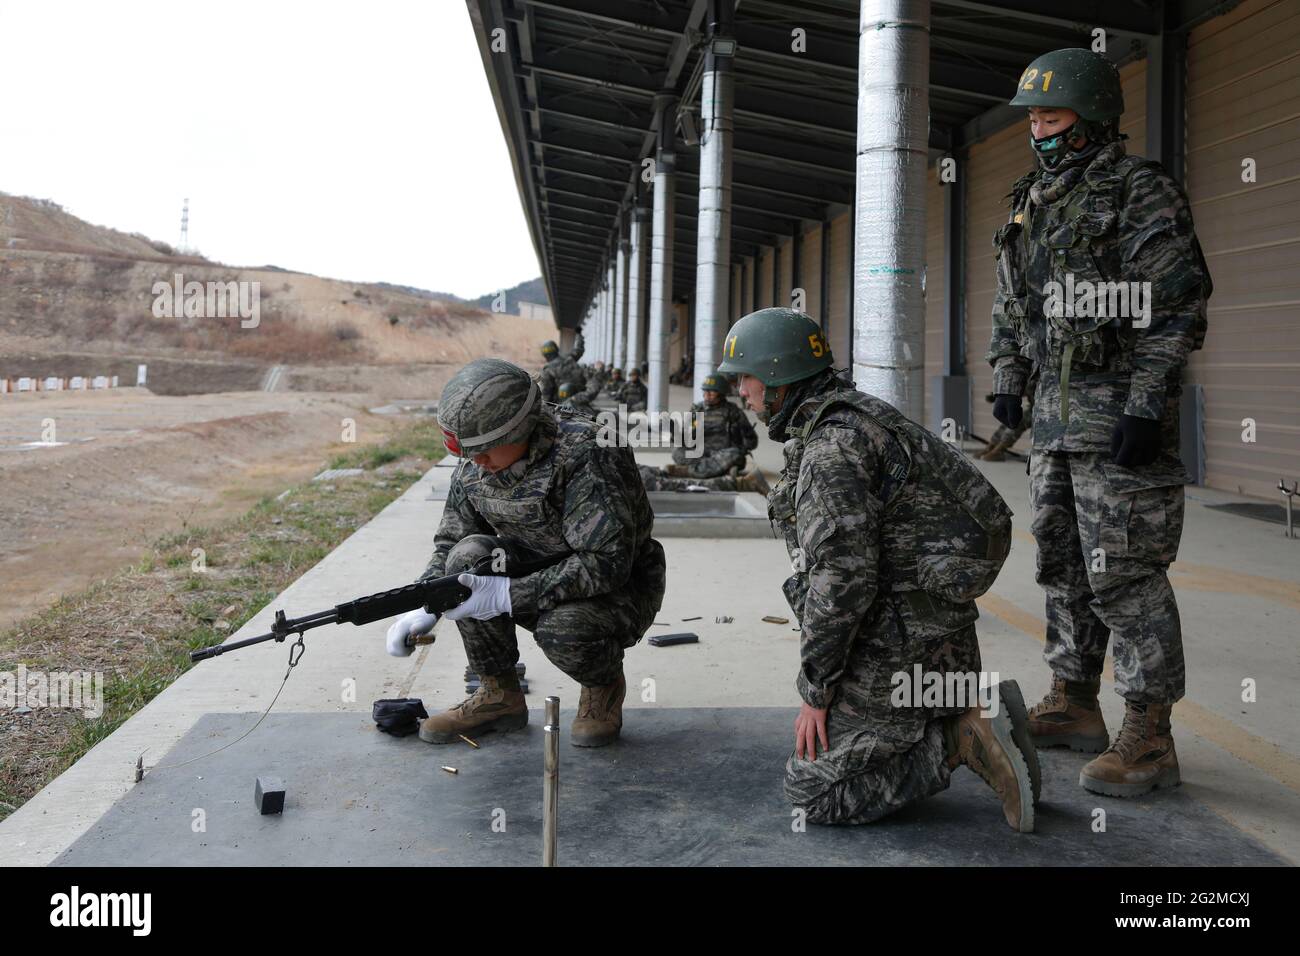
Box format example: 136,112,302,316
4,383,1299,866
52,709,1283,867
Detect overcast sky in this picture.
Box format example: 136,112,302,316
1,0,541,299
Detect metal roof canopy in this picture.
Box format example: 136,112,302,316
467,0,1232,330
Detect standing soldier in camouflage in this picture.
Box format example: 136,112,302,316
620,367,648,412
537,333,586,404
720,308,1041,832
987,48,1212,797
638,372,768,493
388,358,666,748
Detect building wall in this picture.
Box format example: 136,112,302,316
802,222,823,319
827,213,851,368
758,246,775,309
1185,0,1300,498
778,237,794,309
924,165,947,426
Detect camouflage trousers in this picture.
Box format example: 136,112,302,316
454,590,647,687
1030,450,1186,703
670,445,746,477
785,719,952,825
639,464,746,493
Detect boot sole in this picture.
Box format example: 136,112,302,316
1030,732,1109,754
984,693,1036,833
999,681,1042,807
571,727,621,748
419,709,528,744
1079,764,1181,798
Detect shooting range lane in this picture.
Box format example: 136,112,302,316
51,709,1283,867
5,384,1299,865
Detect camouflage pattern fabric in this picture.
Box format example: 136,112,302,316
558,392,597,418
669,398,757,476
1030,450,1187,703
768,369,996,824
420,404,666,686
986,140,1210,451
620,379,648,412
637,464,742,493
987,139,1207,707
538,334,587,403
785,718,953,825
583,366,608,400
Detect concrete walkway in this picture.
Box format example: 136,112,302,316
3,385,1297,865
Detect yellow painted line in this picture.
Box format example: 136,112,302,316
977,592,1300,795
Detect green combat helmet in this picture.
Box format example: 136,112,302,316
540,340,560,359
437,358,540,457
701,371,729,395
557,380,579,401
717,308,831,405
1010,48,1123,161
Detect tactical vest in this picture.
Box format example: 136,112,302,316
780,389,1013,613
996,153,1212,422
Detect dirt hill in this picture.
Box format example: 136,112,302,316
0,193,557,393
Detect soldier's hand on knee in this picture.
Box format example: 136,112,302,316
795,702,829,762
443,573,513,621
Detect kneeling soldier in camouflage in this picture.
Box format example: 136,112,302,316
720,308,1041,831
388,358,666,748
557,380,595,417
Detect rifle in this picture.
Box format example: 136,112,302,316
190,542,567,663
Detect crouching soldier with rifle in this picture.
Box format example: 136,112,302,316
719,308,1041,832
386,358,666,748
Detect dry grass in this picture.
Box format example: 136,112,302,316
0,416,446,821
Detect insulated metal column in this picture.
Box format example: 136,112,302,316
613,232,628,373
853,0,930,421
692,0,734,404
626,204,648,375
648,98,677,417
604,260,617,366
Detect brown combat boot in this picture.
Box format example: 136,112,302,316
665,463,691,478
944,680,1036,833
571,671,625,748
1028,675,1109,752
979,439,1012,461
735,467,770,495
419,673,527,744
1080,702,1180,797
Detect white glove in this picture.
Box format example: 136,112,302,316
442,574,513,621
385,609,439,657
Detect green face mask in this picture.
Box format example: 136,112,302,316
1031,129,1067,167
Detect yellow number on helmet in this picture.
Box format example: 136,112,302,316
1021,68,1039,90
808,333,823,358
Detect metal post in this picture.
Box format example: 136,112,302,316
543,695,559,867
648,97,677,417
627,204,648,373
614,230,628,372
692,0,734,404
853,0,930,421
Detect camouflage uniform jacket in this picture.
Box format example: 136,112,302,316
620,380,648,411
986,141,1211,452
770,374,996,715
420,406,664,619
690,399,758,456
539,356,585,404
